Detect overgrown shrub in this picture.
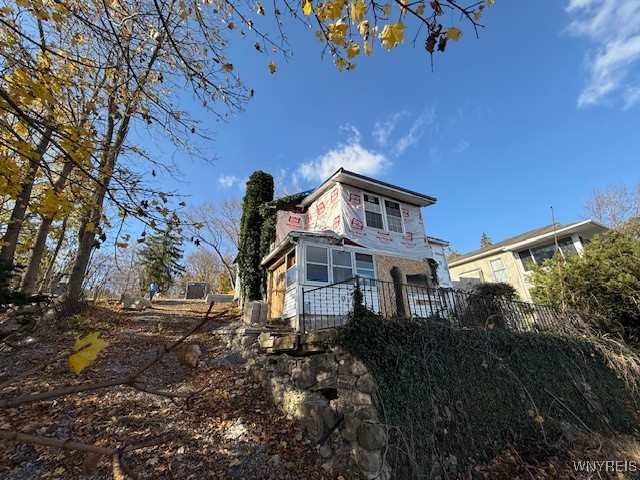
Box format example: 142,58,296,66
530,230,640,343
338,315,638,478
237,171,274,302
456,282,517,329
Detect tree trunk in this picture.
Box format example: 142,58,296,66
38,216,67,294
0,130,51,264
62,44,161,306
20,161,75,294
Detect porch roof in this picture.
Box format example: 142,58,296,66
260,230,342,267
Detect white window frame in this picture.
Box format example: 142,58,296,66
285,250,297,289
303,244,377,286
489,258,509,282
361,192,405,234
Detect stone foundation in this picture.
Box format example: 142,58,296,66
218,327,390,479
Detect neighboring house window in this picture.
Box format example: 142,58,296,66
518,236,578,271
285,251,296,287
489,258,509,282
332,250,353,283
306,245,329,282
364,194,384,229
459,269,484,281
385,200,403,233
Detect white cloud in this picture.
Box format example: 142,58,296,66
452,138,470,156
298,127,390,182
372,111,408,146
394,107,436,155
217,174,241,188
566,0,640,108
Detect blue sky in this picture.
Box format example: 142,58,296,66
157,0,640,254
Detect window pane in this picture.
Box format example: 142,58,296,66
332,249,352,267
307,264,328,282
385,200,401,217
531,244,557,265
306,245,327,264
518,249,535,271
490,258,509,282
387,216,403,233
355,253,374,269
333,267,353,283
558,237,578,255
365,211,383,229
286,267,296,287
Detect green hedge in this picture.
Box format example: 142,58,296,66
338,314,638,478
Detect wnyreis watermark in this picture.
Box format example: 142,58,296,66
573,460,638,473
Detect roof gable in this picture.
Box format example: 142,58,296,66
299,168,437,208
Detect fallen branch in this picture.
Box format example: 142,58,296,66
0,429,170,455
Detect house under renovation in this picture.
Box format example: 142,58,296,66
260,168,453,332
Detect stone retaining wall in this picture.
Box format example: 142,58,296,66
220,329,390,480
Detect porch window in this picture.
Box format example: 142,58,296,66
489,258,509,282
285,251,296,287
332,250,353,283
364,194,384,229
304,246,376,285
355,253,375,282
306,245,329,283
385,200,403,233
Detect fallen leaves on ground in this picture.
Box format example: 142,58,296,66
0,301,340,479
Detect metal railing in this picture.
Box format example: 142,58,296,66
301,276,576,333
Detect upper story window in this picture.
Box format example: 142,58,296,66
363,194,384,229
363,193,404,234
517,236,578,271
385,200,403,233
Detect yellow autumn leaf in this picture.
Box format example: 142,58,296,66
474,10,482,21
534,415,544,424
68,332,109,375
327,0,343,20
268,60,276,73
399,0,407,15
382,3,391,17
229,458,241,466
358,19,369,38
334,57,348,71
350,0,367,21
446,26,462,41
487,0,494,5
378,22,405,50
415,4,425,15
346,43,360,58
363,41,372,55
302,0,312,16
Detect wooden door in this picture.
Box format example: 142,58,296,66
268,261,287,319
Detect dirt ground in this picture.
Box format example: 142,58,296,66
0,300,347,479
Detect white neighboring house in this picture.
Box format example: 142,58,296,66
260,168,453,331
448,220,608,302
